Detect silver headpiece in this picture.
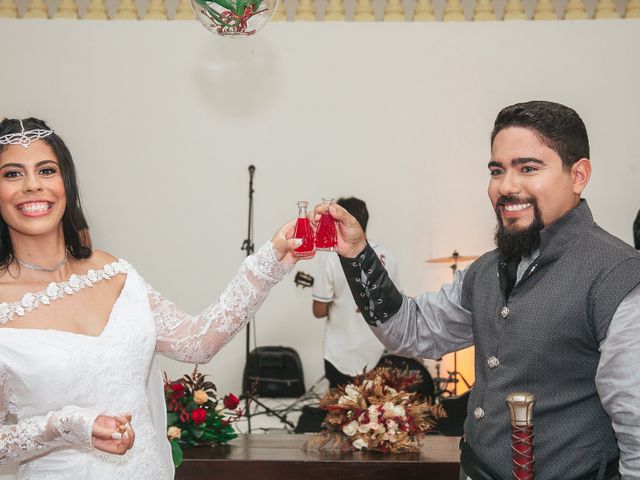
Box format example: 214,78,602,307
0,120,53,149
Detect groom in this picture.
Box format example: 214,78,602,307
323,101,640,479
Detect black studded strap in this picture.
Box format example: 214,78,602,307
339,243,403,326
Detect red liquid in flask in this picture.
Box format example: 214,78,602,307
293,201,315,258
315,212,337,251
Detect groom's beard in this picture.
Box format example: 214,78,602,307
494,196,544,259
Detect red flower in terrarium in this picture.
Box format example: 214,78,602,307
191,408,207,424
223,393,240,410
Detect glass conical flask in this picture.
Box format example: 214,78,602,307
315,198,338,252
293,201,315,258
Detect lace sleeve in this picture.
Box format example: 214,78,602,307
149,241,293,363
0,371,98,464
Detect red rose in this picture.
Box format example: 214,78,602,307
191,408,207,424
170,383,186,399
223,393,240,410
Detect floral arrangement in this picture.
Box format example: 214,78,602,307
308,366,445,453
164,367,243,467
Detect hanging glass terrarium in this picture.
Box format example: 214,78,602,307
191,0,278,37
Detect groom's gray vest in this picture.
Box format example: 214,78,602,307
461,200,640,480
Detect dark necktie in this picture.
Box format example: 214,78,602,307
500,257,520,300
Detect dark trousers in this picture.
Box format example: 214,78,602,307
324,359,353,389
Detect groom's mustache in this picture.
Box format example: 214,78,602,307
496,195,537,208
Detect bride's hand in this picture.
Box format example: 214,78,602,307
91,413,135,455
271,220,313,264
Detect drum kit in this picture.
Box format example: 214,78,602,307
426,250,478,397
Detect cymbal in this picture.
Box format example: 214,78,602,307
426,251,479,264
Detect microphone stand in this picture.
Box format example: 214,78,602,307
238,166,307,433
241,165,255,432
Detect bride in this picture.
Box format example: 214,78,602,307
0,117,308,479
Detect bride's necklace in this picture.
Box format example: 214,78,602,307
14,251,68,272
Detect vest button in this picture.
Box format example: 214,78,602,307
473,407,485,419
487,356,499,368
501,306,510,319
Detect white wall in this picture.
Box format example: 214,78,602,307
0,20,638,445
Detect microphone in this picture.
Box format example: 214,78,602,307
248,165,255,174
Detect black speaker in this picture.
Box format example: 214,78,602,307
242,346,305,398
294,406,327,433
437,389,470,436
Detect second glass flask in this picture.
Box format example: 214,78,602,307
315,198,338,252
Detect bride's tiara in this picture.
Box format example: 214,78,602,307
0,119,54,149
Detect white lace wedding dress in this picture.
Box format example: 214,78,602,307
0,242,292,480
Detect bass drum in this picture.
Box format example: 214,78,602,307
375,354,435,401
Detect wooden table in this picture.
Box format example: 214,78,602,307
176,433,461,480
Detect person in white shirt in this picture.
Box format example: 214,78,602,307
311,197,399,388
